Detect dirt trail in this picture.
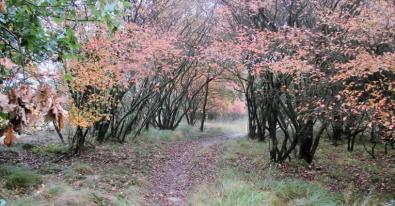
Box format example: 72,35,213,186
143,133,245,206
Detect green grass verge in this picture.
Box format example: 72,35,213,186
191,137,394,206
190,167,342,206
0,165,41,189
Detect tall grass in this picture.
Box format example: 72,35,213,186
0,165,41,189
190,167,342,206
191,138,345,206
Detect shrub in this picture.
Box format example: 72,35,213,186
21,143,36,150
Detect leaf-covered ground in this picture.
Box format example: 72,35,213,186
0,120,394,206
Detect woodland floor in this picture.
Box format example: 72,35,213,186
143,133,245,206
0,120,394,206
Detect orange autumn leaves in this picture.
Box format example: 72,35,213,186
74,23,181,88
69,106,102,128
0,85,66,146
65,23,182,128
207,0,395,139
3,126,15,147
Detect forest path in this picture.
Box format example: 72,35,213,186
143,132,245,206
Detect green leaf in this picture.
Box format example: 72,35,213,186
53,16,63,24
64,73,73,81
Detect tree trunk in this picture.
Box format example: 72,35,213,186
95,121,110,142
298,120,314,163
71,126,87,155
332,114,343,146
200,80,209,131
268,106,278,161
53,120,65,144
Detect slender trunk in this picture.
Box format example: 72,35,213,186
53,120,65,144
268,106,278,161
200,80,209,131
145,122,150,130
332,114,343,146
186,114,192,125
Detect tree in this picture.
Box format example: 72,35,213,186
0,0,126,149
206,0,394,163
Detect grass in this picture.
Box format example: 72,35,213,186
62,162,94,180
6,183,114,206
6,181,143,206
314,139,395,204
222,138,269,173
0,165,41,189
190,169,272,206
110,185,144,206
191,137,394,206
272,178,341,206
7,199,39,206
5,119,392,205
139,119,247,142
73,162,94,175
204,119,247,134
139,124,221,141
46,184,67,198
190,168,341,206
31,143,68,155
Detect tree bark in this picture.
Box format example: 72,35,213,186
298,119,314,163
53,120,65,144
200,79,209,131
71,126,88,155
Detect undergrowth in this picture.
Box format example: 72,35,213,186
190,168,341,206
0,165,41,189
191,138,394,206
31,143,68,155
